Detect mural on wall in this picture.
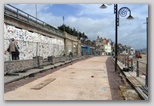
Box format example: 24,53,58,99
4,24,64,61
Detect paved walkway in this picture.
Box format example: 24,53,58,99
4,56,112,100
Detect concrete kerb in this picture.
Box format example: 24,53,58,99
4,56,93,85
4,66,52,85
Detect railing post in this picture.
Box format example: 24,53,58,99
146,64,148,87
17,9,19,18
36,42,39,67
36,19,37,25
27,14,29,22
43,22,45,27
131,58,133,72
125,56,126,66
127,56,129,71
122,57,124,64
136,60,139,77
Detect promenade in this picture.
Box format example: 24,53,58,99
4,56,147,100
4,56,123,100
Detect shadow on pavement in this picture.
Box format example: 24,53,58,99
106,57,125,100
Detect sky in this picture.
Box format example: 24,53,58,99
5,4,148,50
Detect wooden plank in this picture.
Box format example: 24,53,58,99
127,76,143,87
31,78,56,90
135,87,148,100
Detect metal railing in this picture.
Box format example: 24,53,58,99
4,4,63,36
117,54,148,87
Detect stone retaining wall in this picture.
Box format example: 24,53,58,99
4,56,43,74
4,55,81,75
4,59,36,74
48,56,77,64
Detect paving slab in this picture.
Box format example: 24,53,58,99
31,78,56,90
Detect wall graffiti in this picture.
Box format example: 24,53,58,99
4,24,64,61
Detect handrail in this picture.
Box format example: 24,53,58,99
117,54,148,86
4,4,63,35
6,4,49,27
118,55,147,64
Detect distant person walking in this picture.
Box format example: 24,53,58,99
5,38,20,60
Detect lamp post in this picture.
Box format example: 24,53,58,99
145,17,148,87
100,4,134,72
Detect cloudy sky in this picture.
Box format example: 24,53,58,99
5,4,148,50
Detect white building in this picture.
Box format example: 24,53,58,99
104,42,112,55
95,36,112,55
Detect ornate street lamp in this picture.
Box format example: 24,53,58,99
100,4,134,72
144,17,148,87
146,17,148,87
100,4,107,9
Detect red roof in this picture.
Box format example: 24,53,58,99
99,38,109,44
106,40,109,44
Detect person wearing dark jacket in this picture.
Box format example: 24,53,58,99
5,38,19,60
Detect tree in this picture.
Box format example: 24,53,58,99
57,24,88,41
84,35,88,40
78,32,82,40
58,25,64,31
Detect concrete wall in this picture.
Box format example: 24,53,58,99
4,59,37,74
64,32,81,56
65,39,73,55
4,24,65,61
4,6,65,61
4,56,44,74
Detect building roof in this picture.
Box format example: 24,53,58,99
98,38,109,45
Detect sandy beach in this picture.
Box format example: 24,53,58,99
138,54,147,75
